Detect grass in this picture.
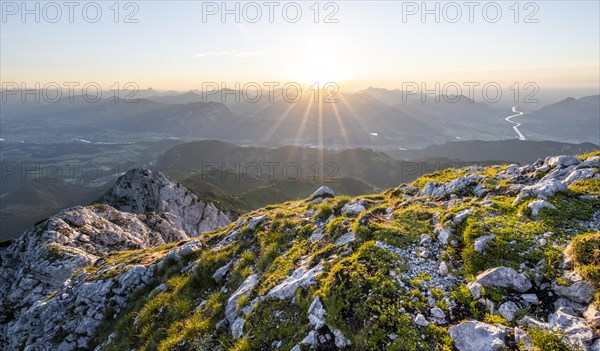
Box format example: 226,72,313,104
314,203,333,220
98,242,243,350
244,298,309,350
256,240,309,295
569,232,600,287
460,202,547,277
412,168,468,189
538,191,600,232
354,205,431,248
577,150,600,160
569,178,600,196
83,242,181,281
315,241,453,350
528,328,571,351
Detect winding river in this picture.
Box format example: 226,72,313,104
505,106,526,141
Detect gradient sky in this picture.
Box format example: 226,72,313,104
1,1,599,92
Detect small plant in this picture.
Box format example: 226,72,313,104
528,328,571,351
228,338,250,351
569,232,600,285
315,203,333,220
484,313,507,325
418,272,432,281
431,288,444,300
240,251,256,265
237,295,249,309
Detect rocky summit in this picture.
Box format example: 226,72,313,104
1,152,600,351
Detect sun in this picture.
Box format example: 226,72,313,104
290,56,349,86
288,40,353,86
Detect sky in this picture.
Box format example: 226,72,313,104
1,1,599,93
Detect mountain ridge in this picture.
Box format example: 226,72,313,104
1,152,600,350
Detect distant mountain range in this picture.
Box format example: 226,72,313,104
360,88,600,143
2,87,597,146
1,92,439,147
517,95,600,144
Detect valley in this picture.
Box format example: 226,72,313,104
505,106,526,141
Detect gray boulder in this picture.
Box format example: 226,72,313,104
474,234,497,253
547,155,581,168
342,203,366,215
419,174,483,198
471,267,532,292
563,168,596,185
528,200,556,217
225,274,259,339
308,296,326,330
449,321,507,351
548,307,595,349
266,264,323,300
498,301,518,321
213,260,234,283
414,313,429,326
332,328,352,348
300,330,319,348
517,179,567,200
309,186,335,199
334,233,356,247
553,281,595,304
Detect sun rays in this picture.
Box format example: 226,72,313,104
252,88,374,181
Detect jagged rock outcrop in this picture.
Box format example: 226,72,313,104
101,168,230,235
0,168,231,350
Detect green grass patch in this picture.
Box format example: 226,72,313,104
245,298,309,350
569,232,600,286
528,328,571,351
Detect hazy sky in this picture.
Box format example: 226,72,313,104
1,1,599,92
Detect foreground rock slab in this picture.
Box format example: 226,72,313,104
449,321,507,351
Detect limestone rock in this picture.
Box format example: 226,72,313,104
471,267,532,293
342,203,366,215
334,233,356,247
101,168,230,235
414,313,429,326
584,304,600,329
439,261,449,276
513,327,534,350
226,274,259,338
449,321,507,351
474,234,497,253
308,296,326,330
266,264,323,300
309,186,335,199
332,328,352,348
516,179,567,200
431,307,446,319
528,200,556,217
498,301,518,321
548,307,595,349
552,281,595,304
419,174,483,198
548,155,581,168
